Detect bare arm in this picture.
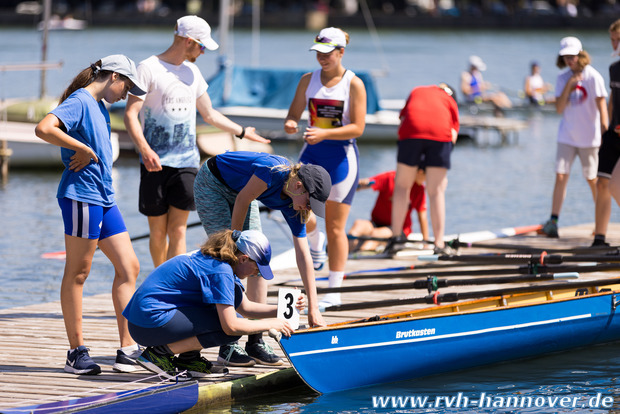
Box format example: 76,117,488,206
124,94,162,171
292,235,326,327
597,96,609,133
217,302,294,337
284,73,312,134
196,92,270,143
231,175,269,230
35,113,98,171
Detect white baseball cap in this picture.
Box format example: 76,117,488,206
310,27,347,53
234,230,274,280
100,54,146,96
468,55,487,71
175,15,219,51
559,36,582,56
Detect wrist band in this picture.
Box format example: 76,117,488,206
236,126,245,139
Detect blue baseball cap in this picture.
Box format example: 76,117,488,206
235,230,274,280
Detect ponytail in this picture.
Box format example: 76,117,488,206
59,60,112,104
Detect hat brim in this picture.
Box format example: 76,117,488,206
309,197,326,218
310,44,336,53
129,83,146,96
257,263,274,280
202,37,219,51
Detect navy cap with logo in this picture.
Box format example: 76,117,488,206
234,230,274,280
297,164,331,218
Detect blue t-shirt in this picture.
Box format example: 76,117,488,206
123,250,244,328
50,88,115,206
215,151,307,237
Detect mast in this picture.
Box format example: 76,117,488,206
251,0,260,67
40,0,51,98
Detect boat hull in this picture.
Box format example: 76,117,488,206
278,289,620,393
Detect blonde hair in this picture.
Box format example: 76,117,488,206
610,19,620,33
556,50,591,71
200,230,242,267
272,162,311,224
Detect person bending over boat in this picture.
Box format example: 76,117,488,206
284,27,367,309
540,37,608,238
592,20,620,247
35,55,146,375
391,83,459,256
524,61,554,106
124,15,269,270
460,55,512,115
123,230,301,380
194,151,330,366
348,169,428,253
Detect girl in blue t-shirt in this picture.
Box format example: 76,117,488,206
35,55,146,376
123,229,301,380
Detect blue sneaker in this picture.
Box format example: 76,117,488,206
64,346,101,375
112,346,143,373
310,231,327,271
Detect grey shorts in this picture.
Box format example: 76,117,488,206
555,143,598,180
193,163,262,235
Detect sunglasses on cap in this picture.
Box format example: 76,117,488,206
187,35,206,52
314,35,341,48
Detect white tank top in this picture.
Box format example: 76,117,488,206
305,68,354,129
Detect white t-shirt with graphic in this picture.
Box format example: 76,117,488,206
135,55,208,168
555,64,608,148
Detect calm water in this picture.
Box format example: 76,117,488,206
1,26,620,412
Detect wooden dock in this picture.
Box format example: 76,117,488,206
1,223,619,412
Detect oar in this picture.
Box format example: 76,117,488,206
419,252,620,265
322,277,620,312
269,272,578,296
446,237,619,254
339,262,620,281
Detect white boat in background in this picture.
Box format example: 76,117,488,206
0,121,119,168
37,15,86,31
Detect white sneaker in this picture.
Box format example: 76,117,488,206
318,293,341,311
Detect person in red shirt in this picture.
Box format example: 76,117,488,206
348,169,428,252
391,83,459,255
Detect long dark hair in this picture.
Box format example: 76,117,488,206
59,60,130,104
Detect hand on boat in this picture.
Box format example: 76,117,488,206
69,146,98,171
270,318,295,337
243,126,271,144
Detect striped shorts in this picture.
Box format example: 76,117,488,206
57,198,127,240
193,164,262,236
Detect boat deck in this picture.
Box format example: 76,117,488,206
1,223,619,412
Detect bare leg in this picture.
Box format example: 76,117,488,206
594,177,611,236
426,167,448,248
165,206,190,261
61,235,98,349
147,214,168,267
347,219,375,251
551,173,570,217
325,200,351,272
98,232,140,348
391,163,418,237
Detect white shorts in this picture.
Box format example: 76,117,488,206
555,143,599,180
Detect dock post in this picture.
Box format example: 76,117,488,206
0,139,13,184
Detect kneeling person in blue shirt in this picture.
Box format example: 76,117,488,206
123,229,300,380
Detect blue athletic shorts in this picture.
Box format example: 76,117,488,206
58,198,127,240
397,139,453,169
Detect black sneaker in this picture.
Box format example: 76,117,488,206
136,347,191,381
246,339,283,366
64,345,101,375
217,343,256,367
433,245,455,256
112,346,143,373
591,238,610,247
173,354,229,378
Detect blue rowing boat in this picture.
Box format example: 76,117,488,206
275,280,620,394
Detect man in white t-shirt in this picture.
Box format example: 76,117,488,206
124,15,272,369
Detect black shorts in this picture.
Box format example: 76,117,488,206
139,164,198,216
397,139,453,169
598,129,620,178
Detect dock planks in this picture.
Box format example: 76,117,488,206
1,223,619,411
